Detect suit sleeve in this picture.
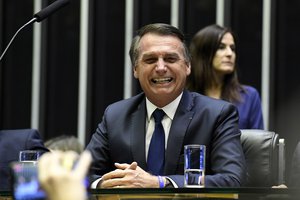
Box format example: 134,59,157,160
85,108,114,183
204,104,246,187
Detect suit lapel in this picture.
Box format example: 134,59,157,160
130,99,148,169
165,91,195,174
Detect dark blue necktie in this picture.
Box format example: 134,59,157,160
147,109,165,175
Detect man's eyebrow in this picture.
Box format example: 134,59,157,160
141,52,180,59
142,53,155,57
165,53,180,57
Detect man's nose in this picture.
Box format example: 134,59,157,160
156,58,166,70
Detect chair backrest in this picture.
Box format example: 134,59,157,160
289,141,300,187
240,129,285,187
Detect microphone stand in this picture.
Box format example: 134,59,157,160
0,0,69,62
0,18,37,62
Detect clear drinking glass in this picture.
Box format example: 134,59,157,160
19,150,42,165
184,144,206,188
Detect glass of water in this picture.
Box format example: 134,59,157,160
184,144,206,188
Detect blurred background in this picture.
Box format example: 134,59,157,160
1,0,300,183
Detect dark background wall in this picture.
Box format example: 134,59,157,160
1,0,299,184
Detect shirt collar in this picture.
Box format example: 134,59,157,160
146,92,183,121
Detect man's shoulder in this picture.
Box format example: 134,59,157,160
188,91,233,107
103,93,145,116
0,129,46,155
108,93,145,108
184,91,237,117
0,129,39,139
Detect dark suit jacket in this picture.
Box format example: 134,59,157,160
0,129,49,191
86,90,246,187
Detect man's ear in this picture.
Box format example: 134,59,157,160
133,66,138,79
186,63,191,76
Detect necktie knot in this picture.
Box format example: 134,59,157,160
153,109,165,123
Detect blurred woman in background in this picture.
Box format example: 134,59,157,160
187,24,264,129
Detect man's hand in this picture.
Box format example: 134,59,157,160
99,162,159,188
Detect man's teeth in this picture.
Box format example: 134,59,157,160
153,78,171,83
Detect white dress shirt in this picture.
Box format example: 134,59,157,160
145,93,183,160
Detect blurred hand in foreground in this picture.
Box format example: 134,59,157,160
38,150,92,200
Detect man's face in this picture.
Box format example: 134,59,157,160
133,33,191,107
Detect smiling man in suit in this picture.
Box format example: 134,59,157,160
86,23,246,188
0,129,49,191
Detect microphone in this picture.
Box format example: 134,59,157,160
34,0,70,22
0,0,70,61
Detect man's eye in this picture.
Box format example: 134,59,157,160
165,57,178,63
144,58,157,64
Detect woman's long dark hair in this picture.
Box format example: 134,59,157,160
186,24,244,103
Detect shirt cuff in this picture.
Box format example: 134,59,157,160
91,178,101,189
165,176,178,188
